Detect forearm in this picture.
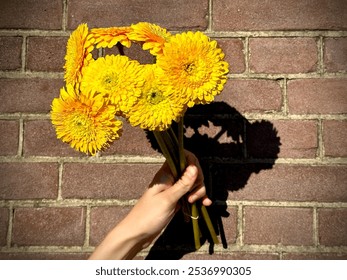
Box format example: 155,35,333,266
89,222,146,260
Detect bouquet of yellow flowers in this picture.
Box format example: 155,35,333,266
51,22,229,249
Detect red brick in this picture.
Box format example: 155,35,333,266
0,78,64,113
0,120,19,156
0,37,22,71
0,163,58,199
0,0,62,29
67,0,208,30
220,207,238,245
269,120,318,158
0,252,90,260
182,252,279,260
26,37,67,72
324,37,347,72
227,165,347,202
249,38,317,74
244,207,313,245
213,0,347,31
102,121,160,156
12,207,85,246
105,43,155,65
216,39,245,74
215,79,282,113
0,208,9,246
62,163,161,199
23,120,82,157
283,253,347,260
318,208,347,246
323,120,347,157
287,79,347,114
90,206,132,246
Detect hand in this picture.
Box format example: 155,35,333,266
89,151,211,260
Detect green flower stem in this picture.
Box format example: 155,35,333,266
177,118,186,173
191,202,201,250
153,131,178,179
201,205,219,244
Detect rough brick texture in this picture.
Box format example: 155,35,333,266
0,0,346,260
12,207,85,246
249,38,318,74
213,0,347,31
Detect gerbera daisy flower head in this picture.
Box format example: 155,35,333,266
80,54,145,114
51,84,122,155
128,22,172,56
90,26,132,48
127,64,186,131
64,23,95,86
156,31,229,107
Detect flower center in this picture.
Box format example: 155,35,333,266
102,74,118,90
184,62,196,74
148,91,165,105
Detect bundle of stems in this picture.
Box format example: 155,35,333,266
153,118,219,250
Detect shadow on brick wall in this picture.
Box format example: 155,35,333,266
145,102,281,259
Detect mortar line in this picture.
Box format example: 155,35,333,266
317,36,324,75
313,207,319,246
83,206,91,247
21,35,27,72
317,119,325,160
244,37,250,75
238,204,244,247
207,0,213,32
17,117,24,157
6,203,13,248
281,78,288,115
57,162,64,200
62,0,68,31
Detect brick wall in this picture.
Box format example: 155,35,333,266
0,0,346,260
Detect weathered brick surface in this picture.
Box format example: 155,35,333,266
270,120,318,158
213,0,347,31
0,163,58,199
102,121,160,156
0,0,63,29
12,207,85,246
0,252,90,260
0,208,9,246
0,37,22,71
287,79,347,114
323,120,347,157
26,37,67,72
67,0,208,30
244,207,313,245
216,39,245,74
324,37,347,72
0,78,64,113
23,120,82,157
249,38,317,74
62,163,161,199
318,208,347,246
90,206,132,246
215,79,282,113
0,120,19,156
0,0,346,260
227,165,347,202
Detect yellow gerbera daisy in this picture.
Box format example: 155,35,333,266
156,31,229,107
127,65,185,131
64,23,95,86
51,84,122,155
80,55,144,113
90,26,132,48
128,22,171,56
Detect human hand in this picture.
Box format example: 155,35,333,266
89,151,211,260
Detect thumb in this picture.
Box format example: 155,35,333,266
166,165,198,202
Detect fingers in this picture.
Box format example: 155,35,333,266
165,165,198,202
